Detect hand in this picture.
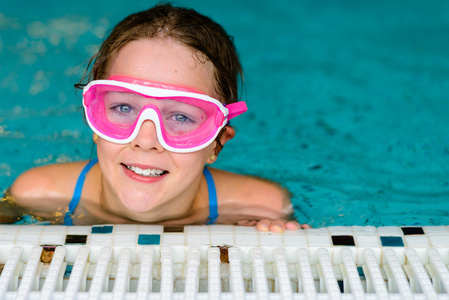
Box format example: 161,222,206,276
257,219,310,233
237,219,310,233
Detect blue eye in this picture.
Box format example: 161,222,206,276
119,105,131,113
175,114,189,122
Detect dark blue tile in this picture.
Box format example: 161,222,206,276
380,236,404,247
401,227,424,235
357,266,365,280
64,265,73,278
331,235,355,246
337,280,344,293
91,226,113,234
138,234,161,245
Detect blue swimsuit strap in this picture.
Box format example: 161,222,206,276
64,158,98,225
203,167,218,224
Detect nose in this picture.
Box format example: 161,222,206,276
130,120,165,152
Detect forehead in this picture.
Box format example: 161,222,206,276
108,38,216,97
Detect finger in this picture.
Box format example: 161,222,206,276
269,220,286,233
256,219,271,232
285,220,301,230
301,223,311,229
236,220,258,226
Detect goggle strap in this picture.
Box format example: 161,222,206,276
226,101,248,120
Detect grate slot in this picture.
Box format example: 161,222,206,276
317,248,341,298
208,247,221,298
383,248,413,298
184,246,201,299
16,246,42,300
111,247,131,299
88,246,111,299
296,248,317,297
427,248,449,293
64,246,90,299
136,246,154,296
340,248,365,299
405,248,437,299
160,246,173,298
0,247,22,298
363,249,389,298
251,247,269,299
273,247,293,298
40,246,66,299
228,247,245,299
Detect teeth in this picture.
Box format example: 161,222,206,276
127,165,165,177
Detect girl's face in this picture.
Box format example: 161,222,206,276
96,38,218,215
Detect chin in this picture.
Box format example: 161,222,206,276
119,195,161,213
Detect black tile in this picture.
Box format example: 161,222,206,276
163,226,184,233
331,235,355,246
65,235,87,245
401,227,424,235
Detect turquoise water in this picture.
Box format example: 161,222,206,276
1,0,448,227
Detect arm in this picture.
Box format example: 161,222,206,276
211,168,310,232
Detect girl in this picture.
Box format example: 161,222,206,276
9,4,308,232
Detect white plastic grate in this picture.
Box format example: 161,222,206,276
0,224,449,299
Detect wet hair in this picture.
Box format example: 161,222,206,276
79,3,243,105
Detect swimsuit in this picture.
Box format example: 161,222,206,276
63,159,218,225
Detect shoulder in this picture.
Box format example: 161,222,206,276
208,168,293,221
10,161,92,207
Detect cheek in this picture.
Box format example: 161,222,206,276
96,139,123,167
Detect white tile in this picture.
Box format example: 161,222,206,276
66,226,91,235
404,235,429,248
40,234,65,245
0,233,17,243
283,228,306,235
429,235,449,248
162,234,185,245
19,225,44,234
233,226,258,234
186,234,210,245
352,226,378,235
15,234,40,245
304,227,328,234
306,235,331,246
209,225,234,234
423,226,449,235
114,224,139,234
327,226,353,235
185,225,210,234
113,234,137,245
42,226,67,234
90,234,113,245
235,234,259,246
139,225,164,235
377,226,403,236
259,233,283,245
210,234,234,245
0,225,20,233
282,234,307,246
355,235,380,248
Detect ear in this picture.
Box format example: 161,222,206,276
206,126,236,164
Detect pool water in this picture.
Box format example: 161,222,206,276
1,0,448,227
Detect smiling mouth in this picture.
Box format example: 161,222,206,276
123,164,168,177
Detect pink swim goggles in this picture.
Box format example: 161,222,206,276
82,76,247,153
